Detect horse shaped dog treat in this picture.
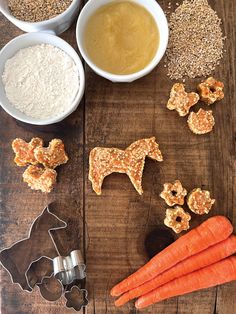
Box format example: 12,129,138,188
89,137,163,195
0,205,67,291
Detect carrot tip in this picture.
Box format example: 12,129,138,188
114,300,122,307
135,300,142,309
110,288,119,297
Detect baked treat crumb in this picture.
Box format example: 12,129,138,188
160,180,187,206
167,83,199,116
187,109,215,134
187,188,215,215
198,77,224,105
23,165,57,193
164,206,191,234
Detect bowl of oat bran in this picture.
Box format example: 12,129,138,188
0,32,85,125
0,0,81,35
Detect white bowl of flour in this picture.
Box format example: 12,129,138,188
0,32,85,125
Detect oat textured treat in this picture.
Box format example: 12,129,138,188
187,188,215,215
12,137,43,166
23,165,57,193
188,109,215,134
160,180,187,206
198,77,224,105
89,137,163,195
164,206,191,234
34,139,69,169
167,83,199,116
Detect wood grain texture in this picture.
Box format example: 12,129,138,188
0,0,236,313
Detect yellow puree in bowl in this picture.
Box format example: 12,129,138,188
84,1,160,75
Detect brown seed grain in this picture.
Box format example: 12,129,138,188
165,0,225,80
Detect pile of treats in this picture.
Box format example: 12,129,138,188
167,77,224,134
12,138,68,193
160,180,215,233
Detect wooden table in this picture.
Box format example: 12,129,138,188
0,1,236,313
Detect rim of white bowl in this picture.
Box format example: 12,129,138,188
76,0,169,82
0,0,79,26
0,33,85,125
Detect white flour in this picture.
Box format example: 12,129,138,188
2,44,80,120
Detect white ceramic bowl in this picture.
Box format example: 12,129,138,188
0,0,81,35
76,0,169,82
0,32,85,125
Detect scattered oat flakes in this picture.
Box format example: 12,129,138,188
198,77,224,105
12,137,43,166
187,188,215,215
23,165,57,193
89,137,163,195
187,109,215,134
34,139,69,169
167,83,199,116
166,0,225,79
160,180,187,206
164,206,191,233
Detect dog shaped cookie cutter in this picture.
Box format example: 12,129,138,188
0,204,88,311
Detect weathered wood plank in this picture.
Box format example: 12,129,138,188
0,16,85,313
84,0,236,313
0,0,236,313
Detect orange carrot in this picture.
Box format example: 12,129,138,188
111,216,233,297
115,235,236,306
135,256,236,309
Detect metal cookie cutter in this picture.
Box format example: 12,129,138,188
53,249,86,285
0,204,67,291
65,286,88,311
0,203,88,311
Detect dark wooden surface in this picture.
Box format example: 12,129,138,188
0,0,236,313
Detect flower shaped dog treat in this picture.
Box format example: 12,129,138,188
187,108,215,134
12,137,43,166
198,77,224,105
167,83,199,116
164,206,191,234
160,180,187,206
34,139,69,169
23,165,57,193
187,188,215,215
89,137,163,195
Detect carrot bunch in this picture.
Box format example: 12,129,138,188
110,216,236,309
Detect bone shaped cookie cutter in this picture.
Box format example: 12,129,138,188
0,204,88,311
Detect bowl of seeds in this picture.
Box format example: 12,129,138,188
0,0,81,35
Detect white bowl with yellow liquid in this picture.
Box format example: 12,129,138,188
76,0,169,82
